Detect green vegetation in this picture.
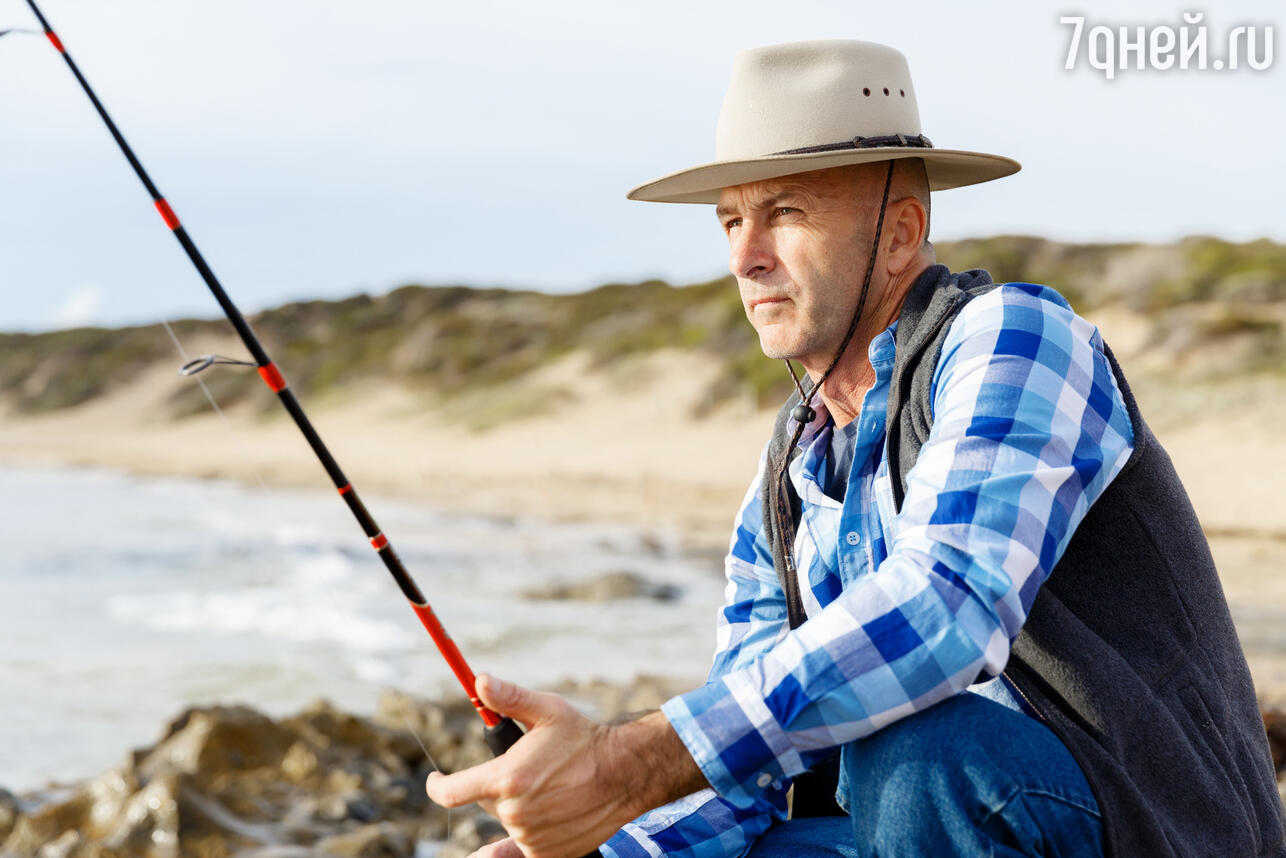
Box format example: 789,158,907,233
2,237,1282,420
1148,237,1286,309
0,326,174,413
935,235,1286,313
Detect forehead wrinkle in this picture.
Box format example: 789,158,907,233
716,184,818,219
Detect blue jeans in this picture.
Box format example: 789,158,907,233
747,692,1104,857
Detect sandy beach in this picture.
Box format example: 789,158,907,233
3,320,1286,698
0,347,777,552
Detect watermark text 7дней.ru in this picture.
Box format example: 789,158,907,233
1061,12,1273,78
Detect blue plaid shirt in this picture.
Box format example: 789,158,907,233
601,282,1135,858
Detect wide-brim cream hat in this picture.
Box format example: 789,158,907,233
628,40,1020,204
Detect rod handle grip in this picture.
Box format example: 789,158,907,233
482,717,603,857
483,716,525,757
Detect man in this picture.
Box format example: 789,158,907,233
428,40,1284,857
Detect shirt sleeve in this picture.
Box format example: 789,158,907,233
602,445,791,858
660,283,1136,803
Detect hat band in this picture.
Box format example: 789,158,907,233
773,133,934,156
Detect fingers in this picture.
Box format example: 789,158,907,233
476,674,568,729
424,674,564,811
427,678,607,856
425,759,503,808
469,836,525,858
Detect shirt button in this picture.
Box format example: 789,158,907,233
756,773,774,788
845,531,862,546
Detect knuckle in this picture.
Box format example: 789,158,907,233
494,796,536,836
504,801,533,829
496,770,532,797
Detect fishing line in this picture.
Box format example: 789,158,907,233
395,704,454,842
158,319,273,493
19,7,600,852
19,0,527,755
160,316,458,844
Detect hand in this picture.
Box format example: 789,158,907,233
425,674,706,858
468,836,523,858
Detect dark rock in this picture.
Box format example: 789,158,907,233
436,813,508,858
1,696,480,858
100,772,180,854
0,788,94,857
137,705,290,779
343,793,381,823
383,777,428,813
0,787,19,843
521,570,681,603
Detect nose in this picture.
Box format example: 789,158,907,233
728,221,776,280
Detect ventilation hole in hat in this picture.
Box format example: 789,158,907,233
883,87,890,96
862,87,871,96
899,89,905,97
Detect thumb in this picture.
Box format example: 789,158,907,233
476,673,565,729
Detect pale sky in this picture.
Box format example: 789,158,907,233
2,0,1282,331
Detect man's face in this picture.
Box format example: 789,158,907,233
717,166,872,371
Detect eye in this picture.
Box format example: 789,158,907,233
773,206,798,218
722,217,742,232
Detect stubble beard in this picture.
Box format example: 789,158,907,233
753,314,835,368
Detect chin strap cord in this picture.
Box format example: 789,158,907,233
780,159,897,452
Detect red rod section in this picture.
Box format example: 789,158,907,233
257,363,287,393
154,198,181,230
410,603,501,727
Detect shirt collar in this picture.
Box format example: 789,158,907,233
787,319,899,450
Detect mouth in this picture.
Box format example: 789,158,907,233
748,296,788,310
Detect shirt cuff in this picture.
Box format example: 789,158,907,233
661,671,796,804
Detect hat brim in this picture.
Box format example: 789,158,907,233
627,147,1020,204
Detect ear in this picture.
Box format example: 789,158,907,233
883,195,929,277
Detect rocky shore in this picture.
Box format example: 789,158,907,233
5,684,1286,858
0,678,688,858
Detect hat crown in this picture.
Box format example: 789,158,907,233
715,40,921,160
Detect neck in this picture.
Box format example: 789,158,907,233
806,257,933,426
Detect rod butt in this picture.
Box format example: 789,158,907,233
483,717,525,757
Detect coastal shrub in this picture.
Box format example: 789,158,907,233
5,239,1285,418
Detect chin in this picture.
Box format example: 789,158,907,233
756,334,795,361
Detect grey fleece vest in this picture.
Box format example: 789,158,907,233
762,264,1285,857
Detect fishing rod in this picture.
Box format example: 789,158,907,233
18,0,529,758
